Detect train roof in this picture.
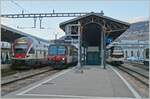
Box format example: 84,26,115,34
15,36,49,45
49,43,78,49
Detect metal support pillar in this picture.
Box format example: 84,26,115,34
33,17,37,28
84,47,86,65
77,23,81,68
101,27,106,69
80,28,82,67
101,29,104,67
39,17,42,29
103,28,106,69
77,36,81,67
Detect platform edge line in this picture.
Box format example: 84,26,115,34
109,65,141,99
21,93,136,99
17,67,75,95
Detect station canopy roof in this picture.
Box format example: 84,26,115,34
1,24,49,43
1,24,26,42
59,12,130,46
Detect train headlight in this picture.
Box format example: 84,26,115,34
62,58,65,61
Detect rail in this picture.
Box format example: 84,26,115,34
118,65,149,86
1,67,53,85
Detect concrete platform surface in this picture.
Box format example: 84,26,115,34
3,65,141,99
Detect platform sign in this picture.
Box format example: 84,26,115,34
106,37,112,45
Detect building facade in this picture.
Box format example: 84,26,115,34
119,40,148,61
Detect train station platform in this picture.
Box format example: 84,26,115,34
1,64,11,69
4,65,141,98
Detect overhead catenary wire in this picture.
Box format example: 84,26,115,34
10,0,38,29
10,0,26,14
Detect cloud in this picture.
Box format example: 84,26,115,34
127,16,149,23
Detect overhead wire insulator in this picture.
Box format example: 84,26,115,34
39,17,43,29
33,17,37,28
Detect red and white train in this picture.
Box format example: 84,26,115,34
11,37,49,69
48,43,78,69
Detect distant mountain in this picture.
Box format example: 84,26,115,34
115,21,149,41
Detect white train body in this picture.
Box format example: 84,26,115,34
11,37,49,69
106,45,124,65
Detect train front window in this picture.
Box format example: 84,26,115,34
15,48,26,53
15,44,28,49
58,46,66,55
114,46,122,50
49,46,57,55
49,45,66,55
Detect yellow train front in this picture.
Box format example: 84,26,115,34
48,44,78,69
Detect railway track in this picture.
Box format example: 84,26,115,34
130,62,149,71
1,66,55,85
118,64,149,87
1,66,60,96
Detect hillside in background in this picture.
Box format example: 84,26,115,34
116,21,149,42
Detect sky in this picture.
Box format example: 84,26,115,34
1,0,149,40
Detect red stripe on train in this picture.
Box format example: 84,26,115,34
15,54,26,58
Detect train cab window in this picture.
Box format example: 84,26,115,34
114,46,122,50
49,46,57,55
29,48,35,54
15,45,28,49
49,45,66,55
15,48,26,53
58,46,66,55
